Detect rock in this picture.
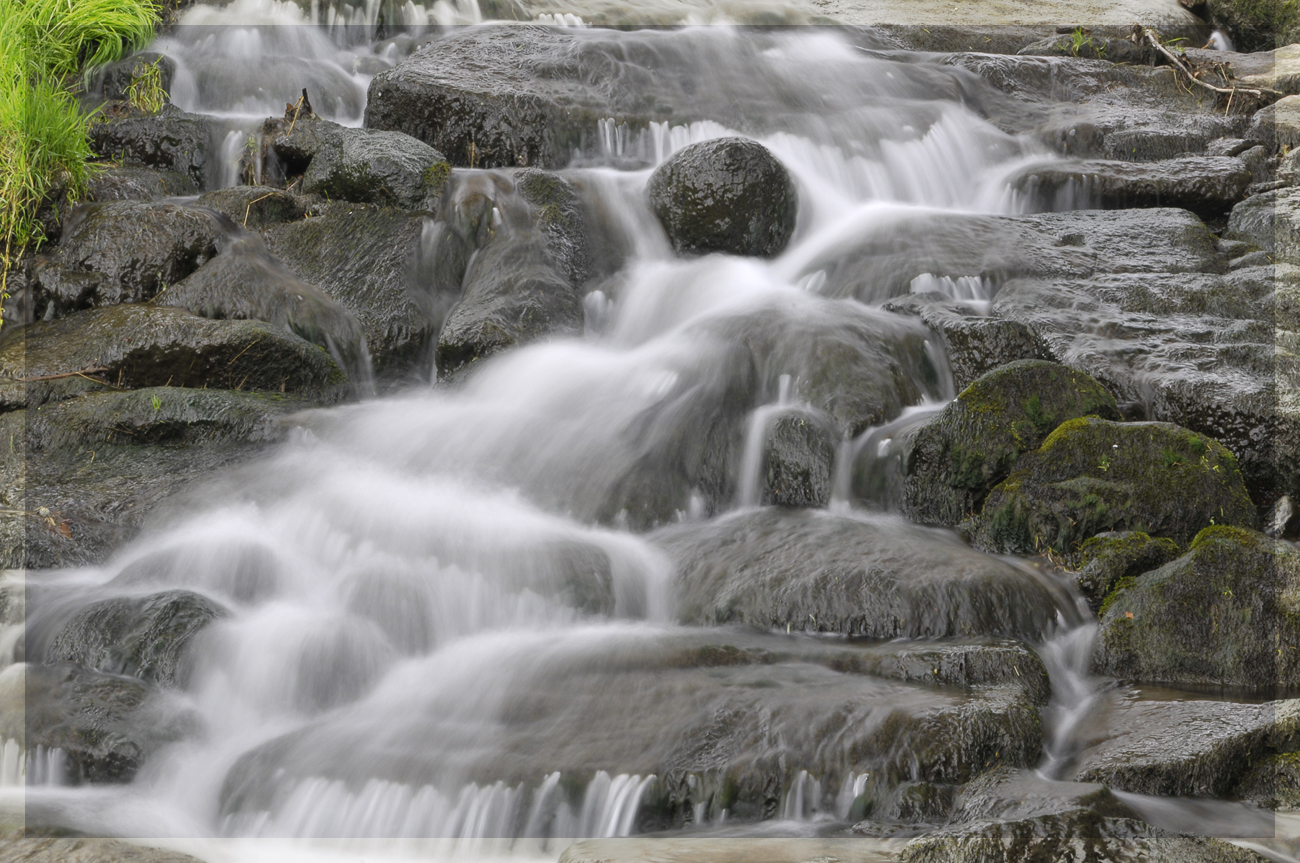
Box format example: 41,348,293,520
1266,494,1300,539
158,234,367,373
86,165,195,202
262,203,438,377
972,418,1257,555
1206,0,1300,54
1016,32,1153,64
1236,751,1300,809
1094,526,1300,688
32,201,221,315
301,126,450,210
646,138,798,258
1074,695,1300,797
0,662,192,784
194,187,307,230
95,52,176,103
881,295,1053,391
514,168,594,287
900,829,1262,862
1227,187,1300,263
0,838,204,863
0,305,349,411
1011,156,1252,217
756,407,838,508
1073,531,1182,613
1247,94,1300,152
656,508,1067,642
560,839,889,863
435,231,582,378
898,360,1120,527
32,590,226,687
87,103,214,188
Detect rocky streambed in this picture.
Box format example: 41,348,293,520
4,3,1300,862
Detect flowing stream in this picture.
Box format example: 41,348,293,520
11,1,1290,860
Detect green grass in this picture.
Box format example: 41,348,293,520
1,0,159,327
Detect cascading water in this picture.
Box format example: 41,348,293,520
14,11,1226,861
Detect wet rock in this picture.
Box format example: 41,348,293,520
990,266,1288,505
0,305,349,411
0,389,314,569
1227,187,1300,263
32,202,221,315
899,360,1120,527
1266,494,1300,539
194,187,307,230
758,408,838,508
560,839,889,863
1236,751,1300,809
301,126,450,210
96,52,176,103
86,165,195,202
1011,156,1252,217
514,168,594,287
1247,94,1300,152
435,231,582,378
657,508,1065,642
1094,526,1300,688
1074,696,1300,797
971,418,1257,555
36,590,226,687
159,235,366,371
1016,31,1153,64
0,838,204,863
0,662,191,784
646,137,798,258
901,835,1266,863
1073,531,1182,613
1207,0,1300,54
88,103,213,188
880,295,1052,391
262,203,437,377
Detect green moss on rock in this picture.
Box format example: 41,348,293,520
1076,531,1182,613
900,360,1119,527
970,417,1257,555
1094,527,1300,688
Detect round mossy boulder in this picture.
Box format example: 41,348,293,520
647,137,797,258
1094,526,1300,688
970,417,1257,555
1073,531,1182,613
900,359,1120,526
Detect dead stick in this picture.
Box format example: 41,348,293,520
1143,28,1282,101
15,366,108,382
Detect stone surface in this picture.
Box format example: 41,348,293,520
301,126,450,210
759,408,838,509
88,104,213,189
1011,156,1252,216
1073,531,1182,613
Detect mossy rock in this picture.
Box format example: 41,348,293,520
1208,0,1300,52
1094,527,1300,688
301,125,449,211
1074,531,1182,614
970,418,1257,555
900,360,1120,526
760,407,838,509
1235,750,1300,809
195,187,307,230
514,168,593,287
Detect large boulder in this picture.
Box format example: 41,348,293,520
1094,527,1300,689
194,187,307,230
87,103,213,189
1072,531,1182,613
971,417,1257,555
753,407,838,509
301,126,451,210
656,508,1067,642
1010,156,1252,217
86,165,195,202
1227,187,1300,263
30,590,227,687
261,204,438,378
31,202,221,315
0,839,205,863
514,168,595,287
0,388,317,569
646,138,798,258
158,235,367,375
897,360,1120,527
0,305,349,411
0,662,192,784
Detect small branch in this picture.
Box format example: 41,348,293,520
1143,28,1283,101
15,366,108,382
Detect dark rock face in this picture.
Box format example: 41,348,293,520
647,138,798,258
159,235,367,372
656,508,1065,642
87,166,195,202
899,360,1120,527
759,408,838,508
301,127,450,210
36,590,226,687
1094,527,1300,689
32,202,221,316
262,204,437,378
87,104,213,189
0,663,192,784
1227,187,1300,263
1073,531,1182,613
0,839,206,863
1012,156,1253,217
0,388,316,569
0,305,349,411
194,188,307,230
971,417,1257,555
514,169,595,287
96,52,176,103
